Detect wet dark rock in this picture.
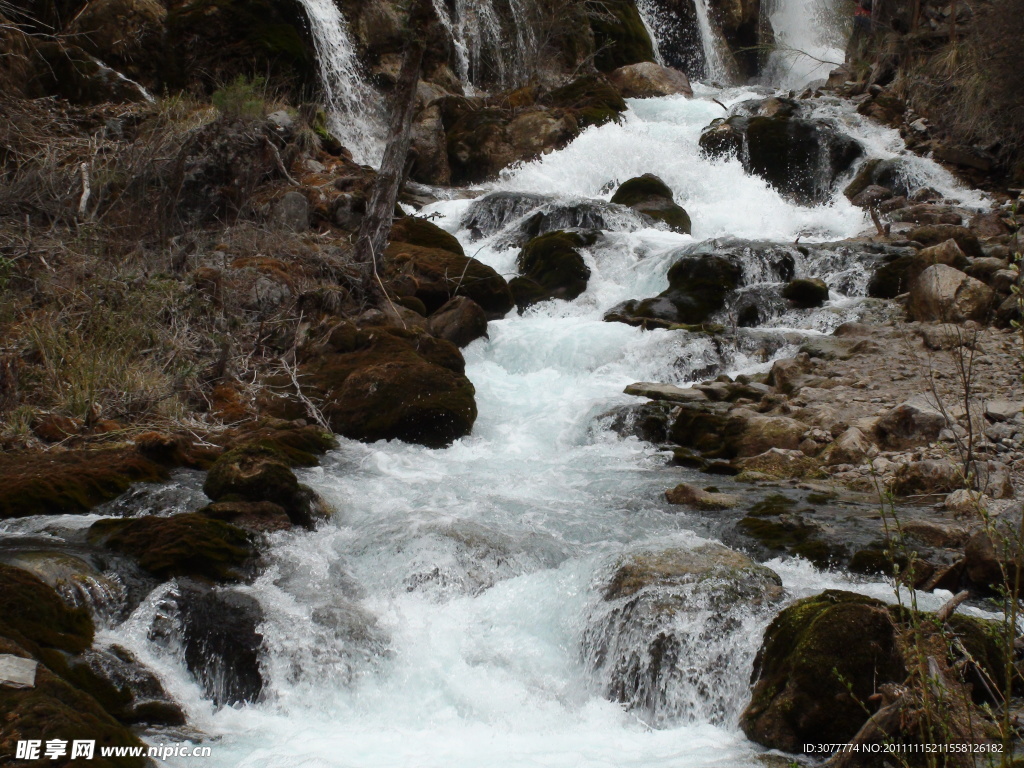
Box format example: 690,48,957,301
741,589,1008,754
0,563,94,657
198,500,294,532
0,638,149,768
700,105,863,205
0,448,169,519
510,230,593,310
604,401,673,443
385,240,514,318
610,174,691,233
66,646,185,726
152,579,265,706
782,277,828,308
605,252,741,327
461,191,552,240
843,157,914,200
88,514,254,582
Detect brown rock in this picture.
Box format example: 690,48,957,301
607,62,693,98
427,296,488,348
665,482,739,510
908,264,994,323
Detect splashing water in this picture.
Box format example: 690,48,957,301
89,82,989,767
295,0,384,164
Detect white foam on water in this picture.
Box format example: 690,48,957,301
116,82,991,767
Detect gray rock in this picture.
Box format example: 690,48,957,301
985,399,1024,422
272,190,310,232
875,395,947,449
624,382,708,403
908,264,995,322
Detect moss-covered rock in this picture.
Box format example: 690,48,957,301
585,0,656,72
390,216,465,256
741,590,906,752
0,564,94,655
610,173,691,233
782,277,829,308
0,639,148,768
511,231,593,310
198,500,294,532
542,74,627,130
0,449,168,520
212,421,337,467
272,324,478,448
204,444,299,506
88,513,254,581
386,241,514,318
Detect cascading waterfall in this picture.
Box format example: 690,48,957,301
692,0,730,82
35,75,985,767
295,0,384,164
431,0,535,92
761,0,851,89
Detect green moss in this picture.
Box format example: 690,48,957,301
747,494,798,518
88,514,254,581
0,564,94,655
390,216,466,257
0,449,168,520
737,516,845,567
585,0,656,72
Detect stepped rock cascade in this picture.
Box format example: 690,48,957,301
296,0,384,164
26,72,988,767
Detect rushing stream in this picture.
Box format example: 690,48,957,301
70,76,986,766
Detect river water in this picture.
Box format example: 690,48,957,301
80,77,987,767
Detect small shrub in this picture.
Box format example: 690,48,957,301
212,75,270,119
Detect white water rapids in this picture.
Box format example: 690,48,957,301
80,80,985,767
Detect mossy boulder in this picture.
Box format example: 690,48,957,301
0,639,148,768
212,421,337,467
510,230,593,310
606,254,741,327
0,449,168,520
0,564,94,655
198,500,294,532
610,174,691,233
386,241,514,318
741,590,906,753
88,514,254,582
390,216,466,256
782,277,829,308
205,444,297,504
275,324,478,448
542,74,628,130
741,589,1010,754
585,0,656,72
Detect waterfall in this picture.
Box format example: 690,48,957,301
692,0,730,82
295,0,383,165
761,0,851,89
431,0,535,92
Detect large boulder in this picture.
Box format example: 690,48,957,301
273,324,478,448
908,264,995,323
607,62,693,98
427,296,488,348
605,253,741,327
741,590,1006,754
700,105,863,205
586,544,783,725
610,174,691,233
585,0,656,72
741,591,906,753
875,395,947,449
509,230,593,310
0,563,94,657
868,239,969,299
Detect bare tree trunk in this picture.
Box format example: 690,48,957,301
354,0,432,299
